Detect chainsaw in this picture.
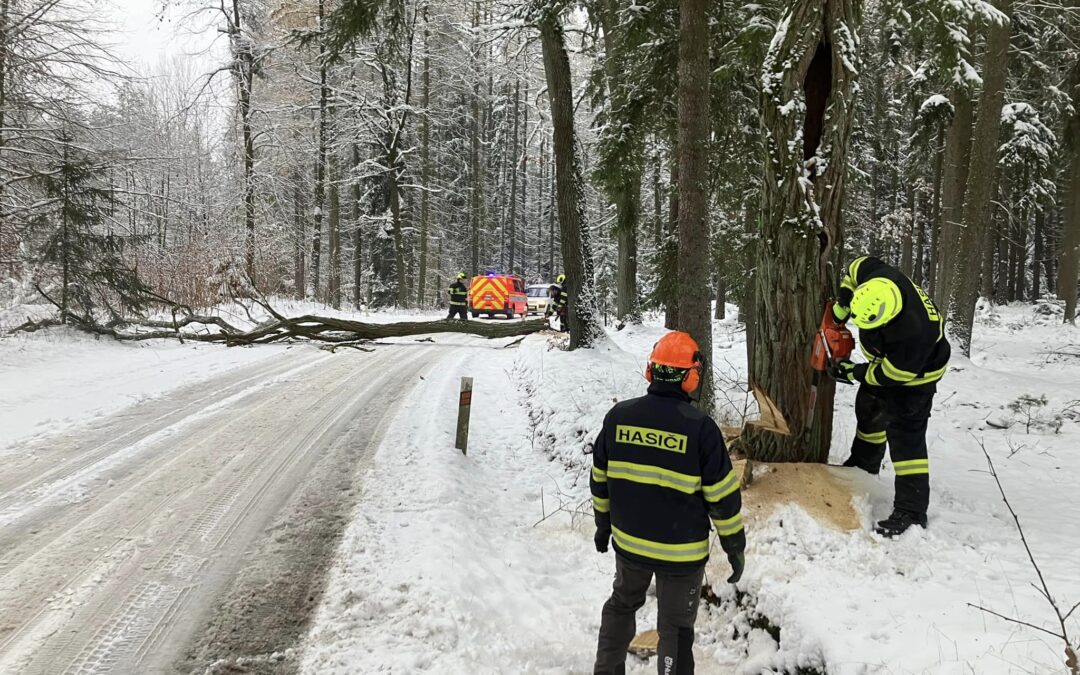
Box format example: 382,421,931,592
806,300,855,429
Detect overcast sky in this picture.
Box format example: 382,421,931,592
105,0,223,74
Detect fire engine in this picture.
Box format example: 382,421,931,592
469,272,528,319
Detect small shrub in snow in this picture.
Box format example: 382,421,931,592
1032,298,1065,325
1005,394,1063,434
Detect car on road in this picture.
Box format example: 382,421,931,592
526,284,552,316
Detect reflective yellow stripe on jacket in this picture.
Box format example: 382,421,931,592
611,525,709,563
849,256,870,283
712,513,743,537
606,460,701,495
703,470,740,502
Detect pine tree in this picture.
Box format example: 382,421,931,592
37,136,151,322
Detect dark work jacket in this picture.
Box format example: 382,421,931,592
449,280,468,306
590,382,744,572
836,256,951,389
552,284,566,309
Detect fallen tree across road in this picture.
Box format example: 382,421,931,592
11,312,549,345
12,287,550,345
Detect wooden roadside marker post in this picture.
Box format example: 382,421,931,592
456,377,473,455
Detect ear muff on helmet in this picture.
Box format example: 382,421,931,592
681,351,703,394
850,278,902,330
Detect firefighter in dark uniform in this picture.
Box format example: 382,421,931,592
828,256,951,537
547,273,568,332
447,272,469,320
591,332,744,675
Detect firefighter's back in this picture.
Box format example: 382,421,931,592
600,392,713,569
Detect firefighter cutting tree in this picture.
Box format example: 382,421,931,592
826,255,952,537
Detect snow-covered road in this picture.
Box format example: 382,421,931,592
0,343,440,674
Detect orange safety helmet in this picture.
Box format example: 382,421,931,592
645,331,704,394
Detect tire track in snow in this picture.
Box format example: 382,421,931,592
0,345,439,674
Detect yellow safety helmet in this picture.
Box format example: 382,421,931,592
556,274,566,284
850,278,903,330
457,272,467,280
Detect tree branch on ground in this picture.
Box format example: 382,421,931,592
970,437,1079,674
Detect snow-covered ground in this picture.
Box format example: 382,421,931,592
0,327,290,454
3,297,1077,673
303,303,1080,675
0,298,452,455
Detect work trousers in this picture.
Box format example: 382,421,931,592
847,383,935,516
447,305,468,320
595,554,704,675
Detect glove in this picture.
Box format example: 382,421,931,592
726,550,745,583
832,302,851,324
594,528,610,553
827,359,858,385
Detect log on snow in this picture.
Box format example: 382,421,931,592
9,313,551,345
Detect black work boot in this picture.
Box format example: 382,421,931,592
842,455,881,475
874,510,927,538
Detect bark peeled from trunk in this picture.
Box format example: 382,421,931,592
677,0,714,410
947,2,1011,354
540,12,601,349
1061,63,1080,324
747,0,861,463
935,93,974,305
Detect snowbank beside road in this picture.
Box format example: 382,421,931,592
302,335,615,674
305,304,1080,674
0,328,289,454
0,300,454,454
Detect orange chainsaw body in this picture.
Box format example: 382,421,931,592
811,301,855,371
